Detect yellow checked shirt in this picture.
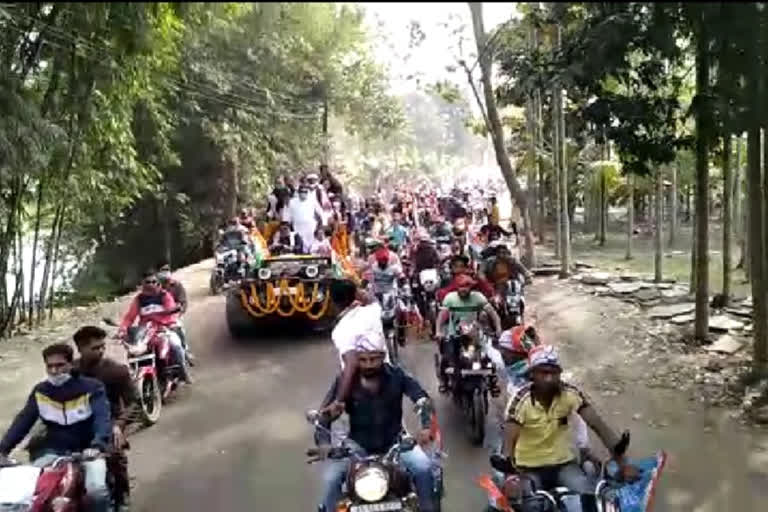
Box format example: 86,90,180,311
505,382,587,468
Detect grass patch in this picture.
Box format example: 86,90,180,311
543,220,751,299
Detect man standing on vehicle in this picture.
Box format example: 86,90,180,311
0,343,112,512
73,326,139,509
315,333,438,512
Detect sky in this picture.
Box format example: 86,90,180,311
359,2,520,94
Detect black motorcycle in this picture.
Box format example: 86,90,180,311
494,276,525,330
306,408,444,512
436,322,496,445
210,242,248,295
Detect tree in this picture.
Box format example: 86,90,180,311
467,2,536,267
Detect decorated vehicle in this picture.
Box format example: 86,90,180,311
226,228,359,338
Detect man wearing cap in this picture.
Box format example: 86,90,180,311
436,254,494,303
314,330,438,512
504,345,637,495
435,274,502,392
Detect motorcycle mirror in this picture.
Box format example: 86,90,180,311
103,317,117,327
305,409,321,425
489,454,516,474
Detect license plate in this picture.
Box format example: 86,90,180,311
351,502,403,512
460,368,493,376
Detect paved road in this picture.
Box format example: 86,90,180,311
127,263,768,511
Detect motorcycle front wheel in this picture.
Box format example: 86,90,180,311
468,389,486,446
136,373,162,426
209,272,223,295
386,328,399,365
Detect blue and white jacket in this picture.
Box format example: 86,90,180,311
0,373,111,455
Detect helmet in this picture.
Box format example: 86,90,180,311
499,325,538,355
527,345,561,371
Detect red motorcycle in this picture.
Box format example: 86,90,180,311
0,453,106,512
105,317,190,426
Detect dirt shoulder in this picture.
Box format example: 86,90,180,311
527,276,768,510
0,259,214,430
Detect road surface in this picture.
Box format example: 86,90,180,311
128,262,768,511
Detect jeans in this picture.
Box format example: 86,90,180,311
520,461,595,495
166,331,190,382
321,441,436,512
33,453,109,512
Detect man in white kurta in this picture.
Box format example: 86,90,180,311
287,185,323,253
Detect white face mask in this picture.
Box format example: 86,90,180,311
47,373,72,387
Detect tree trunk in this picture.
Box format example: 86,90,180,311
722,132,733,300
535,87,544,239
468,2,536,267
556,25,570,277
669,161,678,247
654,168,663,283
48,207,67,321
693,16,710,341
735,133,745,270
626,175,634,260
599,171,607,246
553,87,562,259
747,93,767,372
27,179,46,327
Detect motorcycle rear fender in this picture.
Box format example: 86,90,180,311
136,364,157,380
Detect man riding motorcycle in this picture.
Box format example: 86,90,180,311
434,274,502,393
410,231,441,320
219,217,254,262
118,270,191,385
238,207,256,231
437,254,494,303
0,343,112,512
386,211,409,253
504,345,638,496
364,247,408,348
315,334,438,512
73,326,139,509
158,263,194,363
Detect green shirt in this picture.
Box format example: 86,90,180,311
441,290,488,336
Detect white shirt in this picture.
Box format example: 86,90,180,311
331,302,389,368
288,196,322,228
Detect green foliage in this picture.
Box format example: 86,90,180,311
0,2,404,329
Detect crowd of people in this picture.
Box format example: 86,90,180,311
0,165,653,512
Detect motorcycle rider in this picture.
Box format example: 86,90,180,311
238,207,255,231
219,217,253,262
315,333,438,512
157,263,194,363
386,211,409,253
504,345,638,495
73,326,139,508
364,247,407,347
0,343,112,512
437,254,494,302
435,274,502,393
410,230,441,319
118,270,191,385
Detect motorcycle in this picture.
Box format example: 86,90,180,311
494,277,525,330
105,317,189,424
479,444,668,512
416,269,440,335
306,405,444,512
437,322,496,445
377,284,411,365
210,242,248,295
0,452,112,512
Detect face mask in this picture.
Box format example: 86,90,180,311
158,271,171,281
47,373,71,387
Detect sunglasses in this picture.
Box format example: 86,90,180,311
144,279,158,285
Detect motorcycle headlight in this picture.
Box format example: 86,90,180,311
258,268,271,280
472,361,482,370
353,466,389,503
305,265,319,278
